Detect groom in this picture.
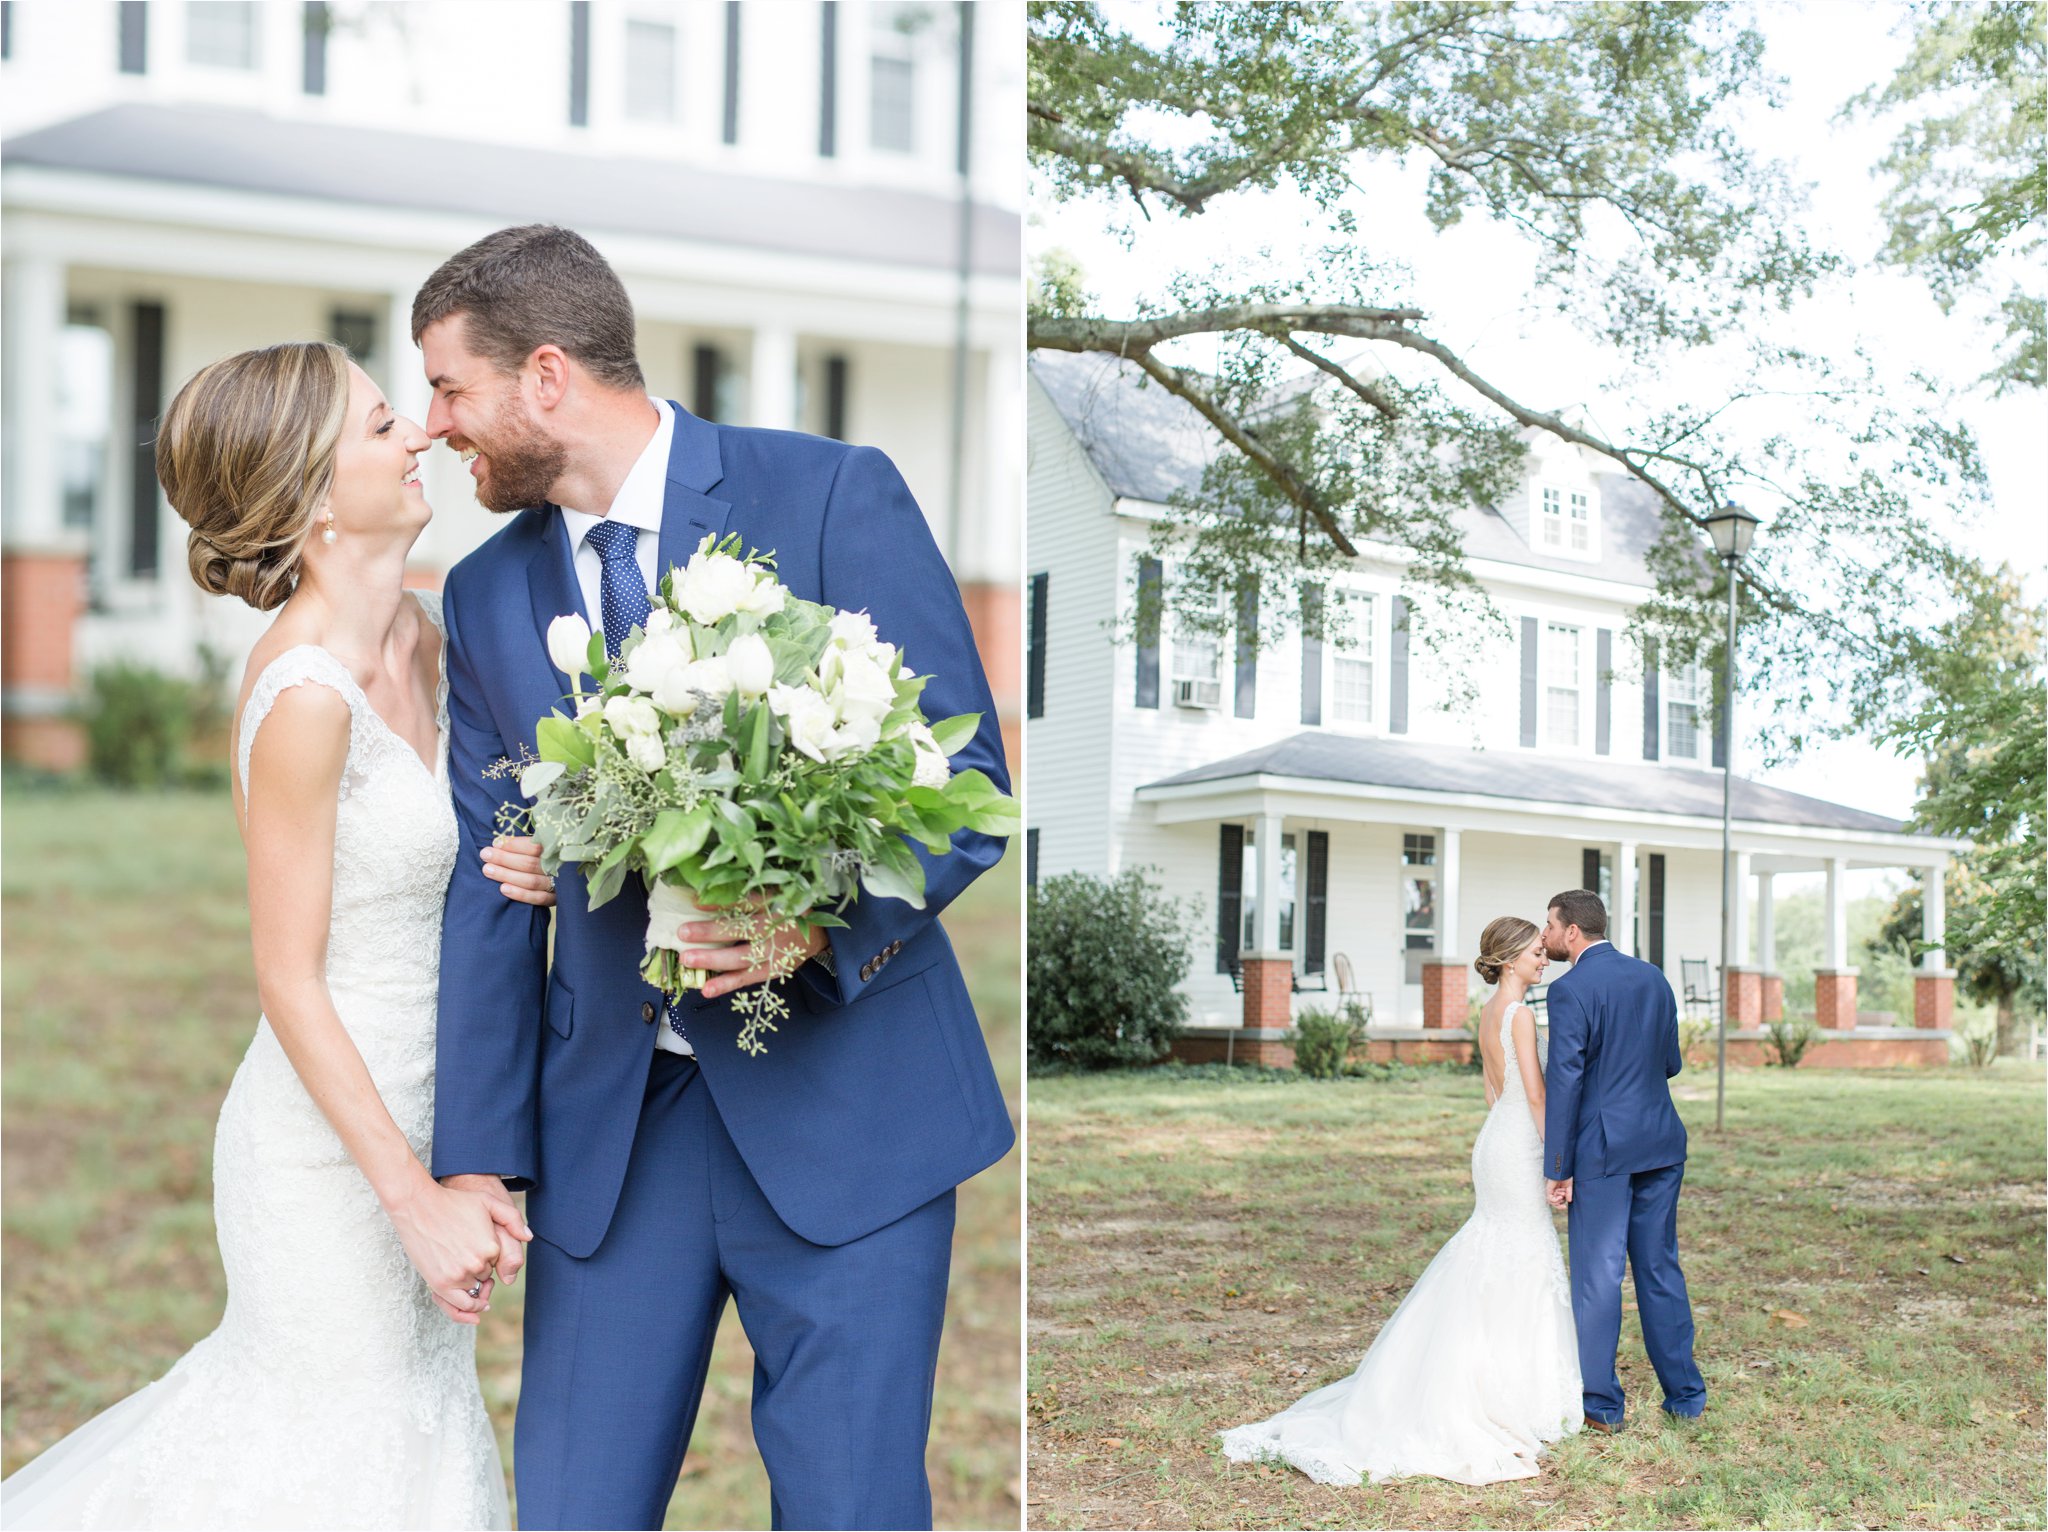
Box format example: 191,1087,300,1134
418,225,1015,1530
1540,888,1707,1433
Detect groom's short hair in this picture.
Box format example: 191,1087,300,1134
1547,889,1608,939
411,224,645,391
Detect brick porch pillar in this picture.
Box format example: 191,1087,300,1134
1240,954,1294,1032
1913,969,1956,1030
1725,966,1764,1027
1814,967,1859,1030
1421,960,1468,1029
1,550,88,772
1760,971,1785,1023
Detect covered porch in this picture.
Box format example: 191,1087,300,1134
1134,733,1965,1069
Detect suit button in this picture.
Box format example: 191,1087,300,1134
889,939,903,956
860,961,875,981
641,1002,657,1024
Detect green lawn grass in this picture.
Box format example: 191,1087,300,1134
1026,1061,2046,1530
1,785,1021,1530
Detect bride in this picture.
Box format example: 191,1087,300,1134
3,342,558,1529
1220,915,1583,1486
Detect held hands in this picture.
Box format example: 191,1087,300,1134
1546,1177,1574,1210
678,894,827,999
388,1171,532,1325
481,835,556,907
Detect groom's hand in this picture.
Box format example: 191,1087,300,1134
1546,1177,1574,1208
440,1172,532,1285
679,899,828,999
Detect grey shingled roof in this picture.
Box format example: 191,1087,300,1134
1141,731,1911,835
2,104,1019,277
1030,349,1665,587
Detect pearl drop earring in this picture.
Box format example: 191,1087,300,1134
320,509,337,546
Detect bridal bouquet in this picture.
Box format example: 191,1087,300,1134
499,534,1015,1055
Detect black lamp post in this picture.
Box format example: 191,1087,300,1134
1704,501,1759,1132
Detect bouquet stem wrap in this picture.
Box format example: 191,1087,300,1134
642,878,714,999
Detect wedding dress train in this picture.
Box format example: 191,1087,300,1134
1219,1002,1582,1486
3,595,509,1530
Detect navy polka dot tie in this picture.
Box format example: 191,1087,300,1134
583,519,651,661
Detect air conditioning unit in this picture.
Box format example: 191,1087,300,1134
1173,678,1223,710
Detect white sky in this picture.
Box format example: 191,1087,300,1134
1031,0,2045,843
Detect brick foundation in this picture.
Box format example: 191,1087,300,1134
1719,1032,1949,1068
1169,1034,1478,1068
1760,973,1785,1024
1725,966,1764,1027
1814,968,1859,1030
1,550,87,771
1420,960,1468,1029
1239,956,1294,1031
1913,970,1956,1030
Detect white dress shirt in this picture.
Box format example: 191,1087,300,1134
1572,939,1612,965
557,400,696,1057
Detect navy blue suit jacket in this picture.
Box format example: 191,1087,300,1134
1541,942,1687,1182
430,405,1015,1256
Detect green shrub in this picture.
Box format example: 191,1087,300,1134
85,663,194,788
1952,1008,2000,1068
1027,867,1199,1069
1763,1014,1820,1068
1291,999,1369,1079
1678,1014,1715,1059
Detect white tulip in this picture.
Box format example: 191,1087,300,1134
828,610,878,650
726,632,775,696
624,631,690,695
547,613,592,678
627,732,667,773
833,650,898,726
773,684,838,762
679,656,734,700
604,694,660,738
644,608,676,634
673,552,756,626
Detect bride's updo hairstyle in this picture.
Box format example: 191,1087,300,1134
157,341,353,612
1474,916,1541,986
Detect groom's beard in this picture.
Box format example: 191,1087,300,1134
1544,940,1573,962
470,396,569,514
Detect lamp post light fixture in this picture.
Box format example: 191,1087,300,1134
1703,501,1758,1132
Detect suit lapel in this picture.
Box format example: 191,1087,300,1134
527,506,585,705
655,400,730,595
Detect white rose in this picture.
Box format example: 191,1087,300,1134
908,722,951,788
627,732,667,773
644,608,676,634
547,613,592,678
673,552,755,626
828,712,882,761
772,683,838,762
575,694,601,720
679,656,734,700
828,610,878,650
833,650,898,726
604,694,660,738
725,632,775,696
623,631,691,695
736,575,788,618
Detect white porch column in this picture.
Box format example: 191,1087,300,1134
747,324,798,432
1730,850,1752,967
1439,827,1462,958
1615,840,1639,955
1922,860,1947,971
1823,856,1849,969
3,254,67,548
1757,871,1777,970
1253,812,1286,954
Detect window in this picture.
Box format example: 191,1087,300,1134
1569,490,1590,551
1665,660,1702,760
1327,593,1375,725
1538,486,1564,548
1169,568,1223,686
187,1,258,68
1402,833,1437,980
118,1,148,72
302,1,328,94
329,309,377,366
869,4,917,152
1240,828,1298,953
624,18,678,123
1545,623,1580,748
58,312,114,539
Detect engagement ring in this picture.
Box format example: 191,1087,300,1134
466,1281,483,1299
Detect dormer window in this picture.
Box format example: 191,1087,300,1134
1568,490,1590,551
1539,487,1565,549
1535,483,1599,560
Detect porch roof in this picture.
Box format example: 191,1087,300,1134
1,104,1019,277
1140,731,1918,837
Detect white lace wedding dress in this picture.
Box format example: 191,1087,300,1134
3,594,509,1530
1219,1002,1582,1486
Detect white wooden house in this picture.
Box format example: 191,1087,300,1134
1026,351,1963,1065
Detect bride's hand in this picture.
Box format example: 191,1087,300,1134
386,1176,527,1325
483,835,556,907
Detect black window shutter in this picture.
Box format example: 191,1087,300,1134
823,355,849,440
722,1,743,145
129,301,165,579
1134,557,1161,708
1389,596,1411,734
1026,828,1039,890
117,2,146,73
818,1,838,157
1582,847,1601,893
1026,573,1048,720
691,344,722,422
1519,616,1539,747
1217,824,1244,973
1648,853,1667,969
1300,585,1323,725
1642,636,1661,760
1595,627,1612,755
568,2,591,126
1234,581,1258,718
1304,830,1329,975
302,3,329,94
